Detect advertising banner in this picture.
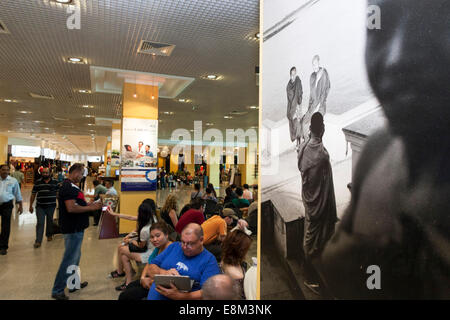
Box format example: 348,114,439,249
120,118,158,191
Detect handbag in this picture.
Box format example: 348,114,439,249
128,241,147,253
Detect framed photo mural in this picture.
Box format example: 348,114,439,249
120,117,158,191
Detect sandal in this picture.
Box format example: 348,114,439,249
109,270,125,278
115,282,128,291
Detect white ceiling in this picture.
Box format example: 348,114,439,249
0,0,259,155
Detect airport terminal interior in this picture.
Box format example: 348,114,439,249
0,0,259,300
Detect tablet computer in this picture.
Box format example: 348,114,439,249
154,275,193,292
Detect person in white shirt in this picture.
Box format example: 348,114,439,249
0,164,23,255
242,184,253,201
105,180,118,196
80,165,88,191
137,141,145,156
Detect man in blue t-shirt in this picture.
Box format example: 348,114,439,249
147,223,220,300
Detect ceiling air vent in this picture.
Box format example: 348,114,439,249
30,92,55,100
0,20,9,34
137,40,175,56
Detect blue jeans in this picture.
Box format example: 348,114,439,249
35,205,55,243
51,231,84,295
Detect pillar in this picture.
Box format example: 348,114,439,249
237,147,247,186
0,135,8,165
111,122,121,177
119,82,158,234
245,142,258,186
208,146,220,188
104,140,111,176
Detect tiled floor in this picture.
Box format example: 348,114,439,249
0,182,257,300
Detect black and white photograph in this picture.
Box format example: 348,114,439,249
261,0,450,300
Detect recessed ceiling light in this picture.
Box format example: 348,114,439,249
206,123,214,126
3,99,16,103
224,116,233,119
84,115,94,118
248,105,259,110
87,123,94,126
54,0,72,3
33,120,43,123
78,89,91,94
19,110,31,114
68,57,84,63
82,105,94,109
163,111,174,115
202,74,223,81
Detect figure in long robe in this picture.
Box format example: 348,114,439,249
302,55,330,140
286,67,303,148
297,112,337,260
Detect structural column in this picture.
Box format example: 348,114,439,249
0,135,8,165
208,146,220,188
119,82,158,234
104,139,111,176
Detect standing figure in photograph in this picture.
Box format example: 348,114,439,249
297,112,337,294
286,66,303,149
302,55,330,140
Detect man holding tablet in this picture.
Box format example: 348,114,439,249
147,223,220,300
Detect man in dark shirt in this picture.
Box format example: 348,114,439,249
51,163,102,300
175,198,205,234
231,187,250,209
29,167,59,248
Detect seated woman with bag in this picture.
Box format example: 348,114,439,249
118,222,172,300
106,199,157,290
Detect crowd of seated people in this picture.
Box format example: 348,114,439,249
105,182,258,300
